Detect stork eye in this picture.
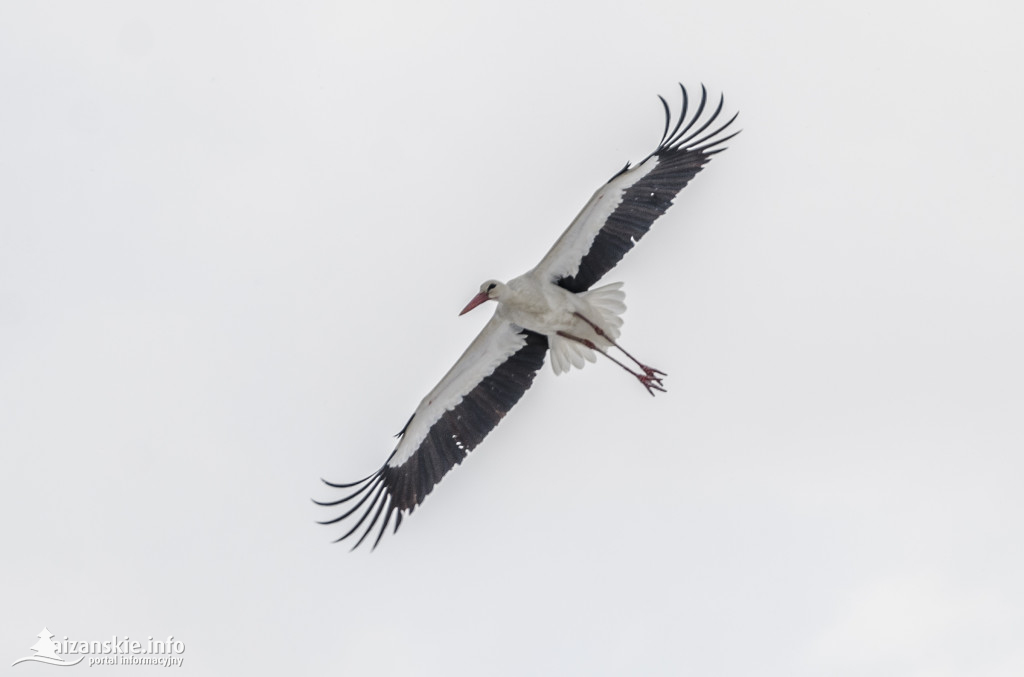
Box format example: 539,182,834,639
486,283,497,292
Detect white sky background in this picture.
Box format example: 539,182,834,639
2,1,1022,675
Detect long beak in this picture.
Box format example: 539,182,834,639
459,292,490,316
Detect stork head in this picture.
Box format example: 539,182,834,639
459,280,504,315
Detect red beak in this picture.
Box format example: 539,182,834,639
459,292,490,316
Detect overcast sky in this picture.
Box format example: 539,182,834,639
2,2,1022,676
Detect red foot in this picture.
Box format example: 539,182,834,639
641,365,666,380
637,371,667,396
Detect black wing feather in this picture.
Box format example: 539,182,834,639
557,84,739,294
316,330,548,550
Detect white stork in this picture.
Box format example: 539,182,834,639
317,84,738,549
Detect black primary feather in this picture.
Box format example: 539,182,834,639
316,330,548,550
557,84,739,294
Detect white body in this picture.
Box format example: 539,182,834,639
496,274,626,375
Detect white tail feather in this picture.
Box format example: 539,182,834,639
549,282,627,375
583,282,625,339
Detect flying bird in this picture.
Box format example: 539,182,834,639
317,84,738,549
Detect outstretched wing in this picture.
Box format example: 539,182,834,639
316,316,548,550
532,84,739,293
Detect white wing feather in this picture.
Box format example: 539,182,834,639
389,315,528,467
530,156,658,283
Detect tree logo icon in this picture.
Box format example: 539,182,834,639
12,628,83,667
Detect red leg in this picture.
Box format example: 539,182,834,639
556,331,666,396
571,312,667,384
